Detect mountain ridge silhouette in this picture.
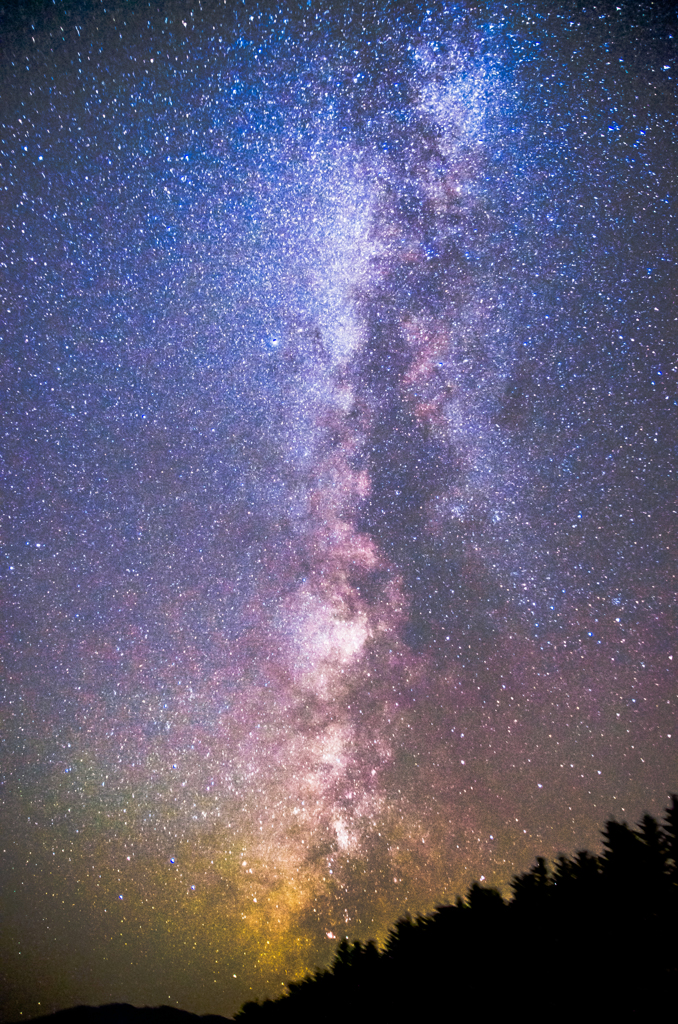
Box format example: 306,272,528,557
13,795,678,1023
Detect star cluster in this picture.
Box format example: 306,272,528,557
1,1,676,1019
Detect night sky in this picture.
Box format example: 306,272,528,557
1,0,676,1018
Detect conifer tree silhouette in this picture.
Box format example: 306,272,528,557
233,796,678,1023
465,880,505,914
663,793,678,881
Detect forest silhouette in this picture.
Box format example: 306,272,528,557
21,796,678,1024
235,795,678,1020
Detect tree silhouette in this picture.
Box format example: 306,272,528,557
234,795,678,1022
664,794,678,881
21,795,678,1024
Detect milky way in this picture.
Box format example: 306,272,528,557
1,1,676,1018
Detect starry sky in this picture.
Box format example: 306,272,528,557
1,0,676,1018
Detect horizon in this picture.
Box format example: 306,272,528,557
1,1,676,1020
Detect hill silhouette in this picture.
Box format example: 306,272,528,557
17,1006,233,1024
17,796,678,1024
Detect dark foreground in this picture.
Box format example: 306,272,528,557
16,798,678,1023
18,1007,233,1024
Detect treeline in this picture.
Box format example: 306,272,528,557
237,797,678,1020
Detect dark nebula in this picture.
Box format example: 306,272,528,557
1,1,676,1018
